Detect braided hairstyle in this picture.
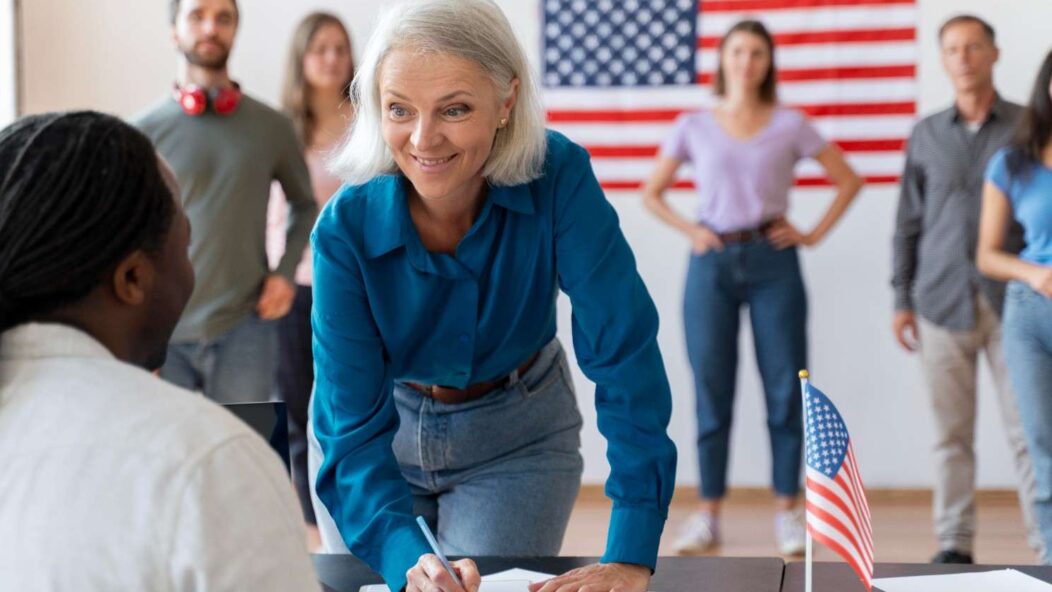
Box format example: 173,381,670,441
0,111,176,333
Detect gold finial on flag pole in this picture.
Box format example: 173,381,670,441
799,369,810,380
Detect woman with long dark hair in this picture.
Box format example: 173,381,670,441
642,20,863,555
267,11,354,545
977,48,1052,560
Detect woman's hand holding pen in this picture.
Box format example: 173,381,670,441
406,555,480,592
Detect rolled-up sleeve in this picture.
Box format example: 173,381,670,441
552,143,677,571
311,201,430,592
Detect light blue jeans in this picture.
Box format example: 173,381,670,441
309,338,584,556
160,313,278,404
1003,281,1052,564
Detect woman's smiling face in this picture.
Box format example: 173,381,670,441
379,49,517,202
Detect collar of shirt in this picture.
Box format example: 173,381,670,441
947,93,1012,127
362,174,536,275
1,323,112,362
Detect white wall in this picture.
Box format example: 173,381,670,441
0,0,16,126
17,1,1052,488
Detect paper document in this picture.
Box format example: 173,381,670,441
873,569,1052,592
359,568,552,592
359,568,661,592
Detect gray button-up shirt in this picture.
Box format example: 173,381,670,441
891,96,1025,330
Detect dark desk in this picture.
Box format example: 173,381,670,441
313,555,785,592
782,561,1052,591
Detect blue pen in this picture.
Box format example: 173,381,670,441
416,516,464,588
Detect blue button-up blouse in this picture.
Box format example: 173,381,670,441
311,131,676,591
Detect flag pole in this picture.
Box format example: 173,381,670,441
800,369,813,592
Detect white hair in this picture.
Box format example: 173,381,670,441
329,0,547,187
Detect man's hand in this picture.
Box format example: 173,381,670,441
529,562,650,592
256,274,295,320
892,310,919,352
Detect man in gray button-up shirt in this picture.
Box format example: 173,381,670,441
891,15,1040,564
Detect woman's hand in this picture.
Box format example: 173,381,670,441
766,218,816,250
689,225,724,254
406,555,480,592
528,562,650,592
1027,265,1052,299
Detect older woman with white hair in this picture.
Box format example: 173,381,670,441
308,1,676,591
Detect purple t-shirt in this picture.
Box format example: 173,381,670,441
659,106,827,233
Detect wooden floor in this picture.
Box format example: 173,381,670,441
559,489,1039,565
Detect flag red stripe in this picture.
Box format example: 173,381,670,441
697,27,915,48
583,138,903,157
805,499,871,568
833,468,869,540
835,468,875,557
807,528,874,590
805,475,869,545
698,64,914,84
598,175,899,191
546,101,916,122
845,450,875,530
840,450,873,533
702,0,914,11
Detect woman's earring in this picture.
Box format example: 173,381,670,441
499,117,509,128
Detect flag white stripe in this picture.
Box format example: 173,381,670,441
548,116,915,145
837,459,875,557
697,42,916,71
587,153,903,181
806,511,873,578
698,5,917,37
543,80,917,108
805,504,873,577
845,449,874,527
805,467,871,564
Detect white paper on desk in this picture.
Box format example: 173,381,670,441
358,568,661,592
873,569,1052,592
358,569,552,592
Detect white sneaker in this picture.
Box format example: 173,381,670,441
775,509,807,556
672,512,720,554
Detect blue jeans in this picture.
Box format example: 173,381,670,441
684,241,807,499
274,284,316,524
1003,281,1052,564
309,338,584,556
160,313,278,404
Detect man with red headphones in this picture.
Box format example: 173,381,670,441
133,0,317,406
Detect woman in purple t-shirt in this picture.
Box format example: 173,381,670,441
642,20,863,556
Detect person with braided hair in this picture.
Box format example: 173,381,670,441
0,111,318,591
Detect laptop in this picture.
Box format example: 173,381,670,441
222,401,291,473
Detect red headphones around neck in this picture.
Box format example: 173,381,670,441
172,82,242,116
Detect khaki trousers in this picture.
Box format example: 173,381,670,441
917,293,1042,557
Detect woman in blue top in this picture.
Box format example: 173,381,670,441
977,49,1052,562
306,2,676,591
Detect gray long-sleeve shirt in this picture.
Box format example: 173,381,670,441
891,97,1024,331
133,94,317,342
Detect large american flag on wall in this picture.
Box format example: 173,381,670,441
541,0,917,190
804,382,874,591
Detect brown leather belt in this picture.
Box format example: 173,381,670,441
405,351,541,405
717,220,776,243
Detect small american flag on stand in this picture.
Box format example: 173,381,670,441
801,372,874,591
541,0,918,191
